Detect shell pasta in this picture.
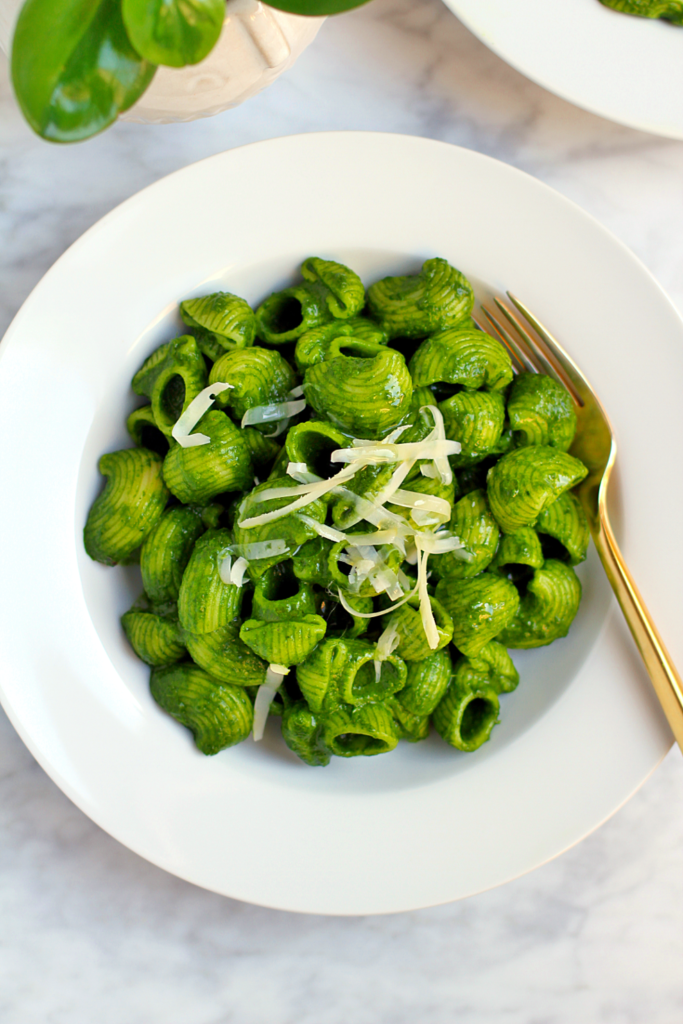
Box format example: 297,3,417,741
85,256,589,764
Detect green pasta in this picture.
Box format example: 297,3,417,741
409,327,513,391
252,563,317,622
132,335,207,437
177,529,244,634
435,573,520,657
366,258,474,338
395,648,452,716
439,388,506,467
126,404,169,455
295,317,388,371
507,372,577,451
183,621,267,686
208,347,295,418
488,527,544,576
386,596,453,661
433,489,499,579
163,411,253,504
180,291,256,351
84,447,168,565
433,679,500,752
487,445,588,535
281,702,332,766
151,664,253,755
304,340,413,438
140,506,208,607
535,491,590,565
87,255,589,765
239,615,327,665
121,610,186,666
598,0,683,22
497,560,582,648
320,703,399,757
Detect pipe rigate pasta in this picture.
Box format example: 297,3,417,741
535,491,590,565
178,529,244,634
433,489,499,579
366,258,474,338
409,327,514,391
433,680,500,753
393,648,452,717
320,704,399,757
252,564,317,622
488,527,545,576
300,257,366,320
150,664,253,755
285,421,349,480
183,621,267,687
487,445,588,535
239,615,327,665
281,702,332,767
496,560,582,649
84,447,169,565
126,403,169,455
294,317,388,371
386,596,453,661
304,340,413,438
507,372,577,451
435,573,520,657
233,479,327,577
162,411,253,505
121,610,186,667
132,335,207,437
241,428,281,474
439,389,507,466
387,699,431,742
598,0,683,22
87,254,589,764
140,506,208,606
208,347,295,418
180,291,256,351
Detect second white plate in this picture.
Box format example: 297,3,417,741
445,0,683,138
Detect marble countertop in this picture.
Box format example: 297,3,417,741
1,1,683,1020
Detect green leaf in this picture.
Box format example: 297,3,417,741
11,0,156,143
122,0,225,66
264,0,372,13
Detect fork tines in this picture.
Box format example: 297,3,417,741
474,294,583,407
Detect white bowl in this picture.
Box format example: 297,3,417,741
443,0,683,139
0,0,324,124
0,133,678,914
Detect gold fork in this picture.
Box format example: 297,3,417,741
475,294,683,749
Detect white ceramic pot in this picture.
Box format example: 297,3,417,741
0,0,325,124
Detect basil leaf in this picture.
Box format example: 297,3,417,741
263,0,372,13
121,0,225,67
11,0,156,143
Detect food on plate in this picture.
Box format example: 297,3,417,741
85,256,589,765
598,0,683,23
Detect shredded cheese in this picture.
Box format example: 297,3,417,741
253,664,290,741
373,621,401,683
171,382,233,448
237,463,363,529
236,539,289,560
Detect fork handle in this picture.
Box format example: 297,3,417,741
594,510,683,748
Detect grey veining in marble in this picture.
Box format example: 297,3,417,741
2,1,683,1021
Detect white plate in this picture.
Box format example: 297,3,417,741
0,133,678,915
444,0,683,139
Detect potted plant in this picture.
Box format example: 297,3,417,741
2,0,371,142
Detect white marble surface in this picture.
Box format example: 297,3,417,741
2,1,683,1020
